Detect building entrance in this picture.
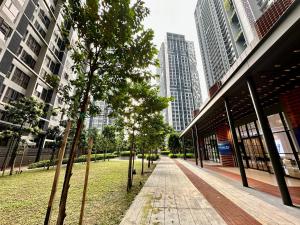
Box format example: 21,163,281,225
204,134,220,163
237,122,270,172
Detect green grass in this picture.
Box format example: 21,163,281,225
0,160,154,225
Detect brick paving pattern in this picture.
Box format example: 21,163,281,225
120,157,300,225
204,164,300,204
176,161,261,225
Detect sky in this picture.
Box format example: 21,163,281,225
143,0,209,100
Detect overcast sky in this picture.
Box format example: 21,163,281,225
143,0,208,100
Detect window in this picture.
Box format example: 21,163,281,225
6,64,14,78
0,17,12,40
35,84,48,101
41,69,49,79
22,31,28,41
34,21,46,38
26,35,41,55
3,0,19,22
21,51,36,69
45,56,51,68
11,68,30,89
38,9,51,28
3,87,23,103
35,83,43,98
16,46,23,56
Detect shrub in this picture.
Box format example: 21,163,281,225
185,153,195,158
167,153,194,159
120,151,131,157
28,153,118,169
160,150,170,155
168,153,177,158
137,154,160,161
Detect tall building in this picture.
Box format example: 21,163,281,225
158,33,202,132
194,0,249,92
85,101,114,131
195,0,294,93
0,0,75,133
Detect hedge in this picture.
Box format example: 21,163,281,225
168,153,177,158
168,153,194,159
160,150,170,155
137,154,160,161
119,151,131,157
28,153,117,169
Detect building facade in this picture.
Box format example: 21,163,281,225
183,0,299,206
158,33,202,132
194,0,248,92
85,101,114,131
0,0,75,130
0,0,76,164
195,0,293,93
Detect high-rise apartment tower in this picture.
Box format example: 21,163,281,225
0,0,75,133
158,33,202,132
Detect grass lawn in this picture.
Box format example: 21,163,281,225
0,160,155,225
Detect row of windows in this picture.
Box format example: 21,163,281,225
11,67,30,89
0,17,12,41
26,34,41,56
38,9,51,29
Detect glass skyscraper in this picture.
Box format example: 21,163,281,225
158,33,202,132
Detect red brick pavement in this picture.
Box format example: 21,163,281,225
203,164,300,205
176,161,262,225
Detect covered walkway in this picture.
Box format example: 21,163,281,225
120,157,300,225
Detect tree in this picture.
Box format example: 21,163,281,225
102,125,116,161
168,133,182,154
137,113,171,173
115,82,171,189
45,126,62,170
0,97,44,176
56,0,158,223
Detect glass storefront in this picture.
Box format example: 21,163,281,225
236,113,300,178
203,134,220,163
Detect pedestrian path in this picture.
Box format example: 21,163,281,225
120,157,300,225
203,163,300,204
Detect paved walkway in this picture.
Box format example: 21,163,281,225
120,157,300,225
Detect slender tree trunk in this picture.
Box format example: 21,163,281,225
79,137,93,225
47,146,56,170
44,120,71,225
151,149,154,164
9,135,21,176
18,145,27,173
147,149,151,168
1,137,16,176
141,148,145,175
104,142,107,162
132,150,135,176
35,134,46,162
127,132,135,191
56,83,91,225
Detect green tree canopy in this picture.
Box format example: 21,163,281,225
168,133,182,154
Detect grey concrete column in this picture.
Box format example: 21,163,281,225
247,77,292,206
224,99,248,187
